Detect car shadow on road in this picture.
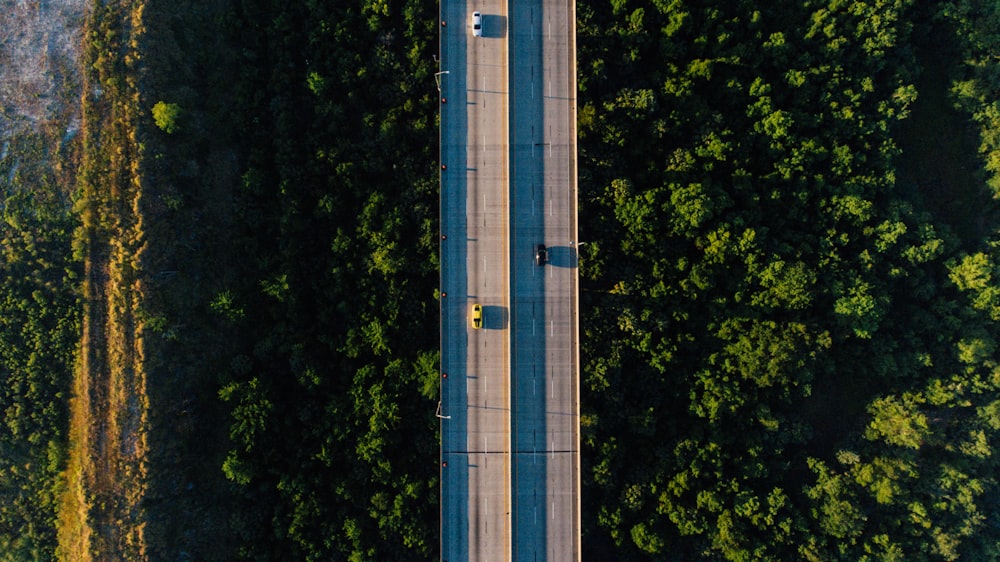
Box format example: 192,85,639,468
482,304,509,330
481,15,507,39
544,245,577,269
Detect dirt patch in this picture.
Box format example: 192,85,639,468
0,0,88,139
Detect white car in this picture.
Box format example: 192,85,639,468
472,12,483,37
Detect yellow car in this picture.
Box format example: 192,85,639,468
470,304,483,329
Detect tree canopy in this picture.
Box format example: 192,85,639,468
578,0,1000,558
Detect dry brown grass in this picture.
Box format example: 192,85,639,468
56,0,245,556
57,1,150,560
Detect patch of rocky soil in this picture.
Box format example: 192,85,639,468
0,0,89,140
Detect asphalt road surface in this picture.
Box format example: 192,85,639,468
440,0,579,559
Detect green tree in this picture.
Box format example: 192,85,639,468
151,101,182,133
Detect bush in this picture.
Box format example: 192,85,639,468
151,101,181,133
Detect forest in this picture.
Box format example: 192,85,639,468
1,0,1000,559
577,0,1000,559
0,130,80,560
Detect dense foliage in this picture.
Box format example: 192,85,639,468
0,133,80,558
213,0,441,558
578,0,1000,559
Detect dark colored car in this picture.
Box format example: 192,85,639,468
535,244,547,266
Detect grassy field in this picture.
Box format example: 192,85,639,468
57,1,150,559
57,0,245,558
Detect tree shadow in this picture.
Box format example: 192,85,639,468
894,15,1000,250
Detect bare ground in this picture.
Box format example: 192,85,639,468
0,0,88,140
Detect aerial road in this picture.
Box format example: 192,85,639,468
440,0,513,559
508,0,580,558
440,0,579,559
